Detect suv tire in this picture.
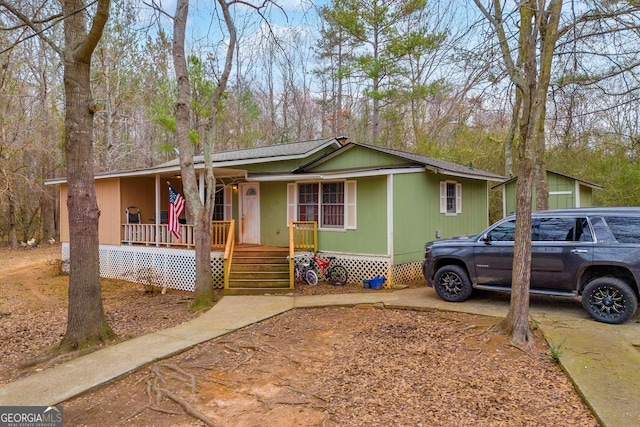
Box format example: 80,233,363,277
433,265,473,302
581,277,638,324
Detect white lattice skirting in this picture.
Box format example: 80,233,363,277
61,244,424,291
62,243,225,292
314,251,424,288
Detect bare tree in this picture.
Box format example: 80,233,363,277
1,0,115,350
172,0,219,308
474,0,563,346
171,0,279,308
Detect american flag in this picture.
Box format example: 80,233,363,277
168,184,185,239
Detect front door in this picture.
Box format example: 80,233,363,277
239,183,260,244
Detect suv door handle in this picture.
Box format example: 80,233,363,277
571,249,588,254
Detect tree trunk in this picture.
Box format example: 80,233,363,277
8,191,18,249
41,185,58,242
534,82,550,212
534,127,549,211
504,0,562,347
504,91,521,179
172,0,217,309
505,158,534,344
371,26,380,145
476,0,562,346
336,31,344,135
60,0,115,351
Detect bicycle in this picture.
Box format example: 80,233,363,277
310,252,348,286
291,253,319,286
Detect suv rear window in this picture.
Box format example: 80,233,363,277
488,217,594,242
603,216,640,243
533,217,593,242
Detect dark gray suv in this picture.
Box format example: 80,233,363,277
422,207,640,324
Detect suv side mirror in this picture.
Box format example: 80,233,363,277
480,233,491,243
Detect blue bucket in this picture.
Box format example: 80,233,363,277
369,276,386,290
363,279,371,289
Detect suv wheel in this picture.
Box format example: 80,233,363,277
581,277,638,324
433,265,473,302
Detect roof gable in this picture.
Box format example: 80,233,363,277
295,142,504,181
298,144,420,173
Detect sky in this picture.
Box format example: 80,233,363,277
137,0,329,89
142,0,326,37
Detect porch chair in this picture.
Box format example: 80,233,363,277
126,206,141,224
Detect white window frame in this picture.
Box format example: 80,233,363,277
212,185,232,221
287,180,357,230
440,181,462,215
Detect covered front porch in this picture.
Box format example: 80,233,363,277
122,220,235,249
94,221,320,294
63,220,398,294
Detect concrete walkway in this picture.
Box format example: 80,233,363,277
1,287,638,427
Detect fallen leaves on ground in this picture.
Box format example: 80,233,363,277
0,245,598,426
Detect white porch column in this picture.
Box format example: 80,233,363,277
155,175,161,247
387,174,393,258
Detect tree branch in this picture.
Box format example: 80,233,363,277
0,0,64,56
78,0,110,62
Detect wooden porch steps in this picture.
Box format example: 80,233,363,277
224,247,292,295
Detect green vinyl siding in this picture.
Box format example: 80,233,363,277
309,145,410,171
504,183,517,216
548,173,574,210
580,186,593,206
503,172,596,214
316,176,387,255
260,181,289,246
258,177,387,254
549,193,573,210
392,173,489,264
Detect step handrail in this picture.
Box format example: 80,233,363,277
211,220,233,248
290,220,317,251
288,220,318,288
289,221,295,289
223,219,235,290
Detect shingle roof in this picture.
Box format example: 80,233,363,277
46,137,504,184
355,143,503,180
156,138,339,168
298,142,504,181
491,170,602,189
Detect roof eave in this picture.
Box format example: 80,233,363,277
46,138,343,185
249,165,502,182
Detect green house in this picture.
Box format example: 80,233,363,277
50,137,503,291
493,170,602,217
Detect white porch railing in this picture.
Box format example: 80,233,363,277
122,223,195,247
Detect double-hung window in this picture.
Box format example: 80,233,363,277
440,181,462,215
212,186,225,221
320,182,344,227
288,181,356,230
298,183,319,222
211,185,232,221
298,182,344,228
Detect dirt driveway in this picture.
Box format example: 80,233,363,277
0,245,597,426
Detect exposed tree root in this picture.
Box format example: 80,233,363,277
231,353,255,371
157,386,218,426
124,363,218,426
20,344,109,370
